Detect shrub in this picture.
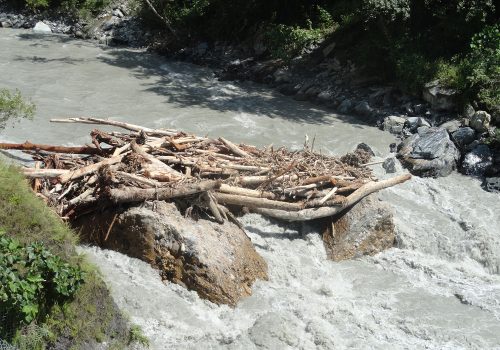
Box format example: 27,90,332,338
0,233,84,341
0,89,35,131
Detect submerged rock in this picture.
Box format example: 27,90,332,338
462,145,493,176
322,195,395,261
397,127,460,177
76,201,268,306
484,177,500,193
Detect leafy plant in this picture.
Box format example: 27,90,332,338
129,324,149,347
0,89,35,131
0,233,84,341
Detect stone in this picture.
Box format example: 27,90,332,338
413,103,427,115
33,21,51,33
316,90,333,103
322,195,395,261
470,111,491,133
273,68,292,84
322,42,336,57
484,177,500,193
382,158,397,173
405,117,430,132
422,80,457,111
397,127,460,177
338,99,353,114
463,104,475,118
112,9,124,18
356,143,375,156
440,119,461,134
462,145,493,176
354,101,373,117
383,115,406,134
76,201,268,306
451,127,476,149
0,21,12,28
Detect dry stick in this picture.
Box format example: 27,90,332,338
50,117,179,136
58,155,124,184
253,174,412,222
218,184,276,199
0,141,103,155
213,192,302,211
108,180,221,204
113,143,130,156
23,168,70,178
193,149,242,161
202,191,224,224
318,186,338,205
236,174,299,186
115,171,163,187
361,159,385,167
104,213,118,242
131,141,183,180
302,174,355,185
219,137,252,158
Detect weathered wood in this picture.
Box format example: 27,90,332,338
213,192,302,211
108,180,222,204
23,168,70,178
236,174,299,186
318,186,338,205
219,137,252,158
1,141,103,155
253,174,411,221
218,184,276,199
131,141,183,181
59,155,124,184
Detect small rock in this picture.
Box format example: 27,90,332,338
322,42,336,57
338,99,353,114
383,115,406,134
354,101,373,117
112,9,124,18
33,21,51,33
316,90,333,103
389,143,397,153
405,117,430,132
440,119,461,134
422,80,457,111
356,143,375,156
463,104,475,118
0,21,12,28
470,111,491,133
273,68,292,84
484,177,500,193
462,145,493,176
383,158,397,173
304,85,321,98
451,127,476,149
413,103,427,115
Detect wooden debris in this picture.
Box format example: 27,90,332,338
8,118,411,222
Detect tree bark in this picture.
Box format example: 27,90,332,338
0,141,103,155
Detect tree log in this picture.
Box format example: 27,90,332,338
108,180,221,204
253,174,411,221
219,137,252,158
131,141,183,181
59,155,124,184
23,168,70,178
218,184,276,199
213,192,302,211
0,141,103,155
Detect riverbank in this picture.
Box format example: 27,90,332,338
1,3,498,191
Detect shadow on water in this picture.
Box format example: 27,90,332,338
95,49,370,127
14,55,85,65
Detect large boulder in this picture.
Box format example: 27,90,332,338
470,111,491,133
422,80,457,111
322,195,395,261
383,115,406,134
33,21,51,33
76,201,268,306
397,127,460,177
451,127,476,149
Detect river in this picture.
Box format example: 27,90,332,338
1,29,499,349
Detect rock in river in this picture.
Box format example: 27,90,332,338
397,127,460,177
76,201,268,306
462,144,493,176
33,21,51,33
322,194,395,261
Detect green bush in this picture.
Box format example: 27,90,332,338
0,233,84,341
0,89,35,131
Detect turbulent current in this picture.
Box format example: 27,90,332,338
1,29,499,349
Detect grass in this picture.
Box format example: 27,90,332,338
0,162,147,349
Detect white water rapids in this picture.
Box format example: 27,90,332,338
1,29,499,349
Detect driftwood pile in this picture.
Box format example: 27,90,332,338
1,117,411,223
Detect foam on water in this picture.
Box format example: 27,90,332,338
2,28,499,349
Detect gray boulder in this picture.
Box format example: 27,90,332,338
383,115,406,134
354,101,373,117
470,111,491,133
422,80,457,111
33,21,51,33
451,127,476,149
382,157,397,173
463,104,475,119
338,99,353,114
76,201,268,306
484,177,500,193
397,127,460,177
405,117,430,132
440,119,461,134
322,195,395,261
462,145,493,176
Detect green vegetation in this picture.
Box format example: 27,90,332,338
129,324,149,347
138,0,498,114
0,89,35,130
8,0,111,17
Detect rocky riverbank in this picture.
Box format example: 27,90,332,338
1,4,499,192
